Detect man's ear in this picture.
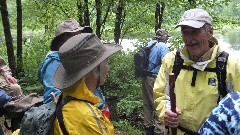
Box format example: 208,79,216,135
207,27,214,39
209,27,213,35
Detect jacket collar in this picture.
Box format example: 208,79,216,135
62,78,101,105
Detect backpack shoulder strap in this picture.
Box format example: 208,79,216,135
55,95,75,135
216,51,229,99
55,96,89,135
173,48,184,81
148,41,158,49
172,49,229,100
144,41,158,75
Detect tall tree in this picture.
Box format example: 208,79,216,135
83,0,90,26
155,2,165,31
0,0,16,76
95,0,102,38
95,0,112,39
77,0,90,26
114,0,125,44
77,0,84,25
100,0,113,36
16,0,24,78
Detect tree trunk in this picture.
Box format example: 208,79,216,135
114,0,124,44
95,0,102,39
77,0,83,25
83,0,90,26
155,3,160,30
16,0,24,78
188,0,197,8
0,0,16,76
77,0,90,26
100,0,112,35
155,2,165,31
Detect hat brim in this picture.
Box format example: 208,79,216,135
52,43,122,89
175,20,205,28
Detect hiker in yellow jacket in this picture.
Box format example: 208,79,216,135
153,8,240,134
50,33,122,134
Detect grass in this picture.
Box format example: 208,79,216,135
113,120,144,135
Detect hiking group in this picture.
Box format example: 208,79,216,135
0,8,239,135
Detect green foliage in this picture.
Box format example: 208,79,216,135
0,42,7,58
112,120,144,135
20,35,51,93
224,29,240,50
168,31,184,51
105,51,143,116
106,52,140,97
117,95,143,117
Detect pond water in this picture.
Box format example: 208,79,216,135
121,29,240,59
215,29,240,59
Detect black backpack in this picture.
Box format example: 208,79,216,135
134,42,157,77
173,49,229,100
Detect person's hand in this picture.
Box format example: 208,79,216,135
164,108,181,128
5,75,17,84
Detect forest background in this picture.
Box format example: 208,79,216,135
0,0,240,134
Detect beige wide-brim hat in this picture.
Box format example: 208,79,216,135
51,19,93,49
55,18,90,37
52,33,122,89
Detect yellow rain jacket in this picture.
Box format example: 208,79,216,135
153,41,240,134
50,78,114,135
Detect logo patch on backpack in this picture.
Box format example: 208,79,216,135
208,78,216,86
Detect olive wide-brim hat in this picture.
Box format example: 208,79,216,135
52,33,122,89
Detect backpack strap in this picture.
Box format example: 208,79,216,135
178,125,199,135
56,95,78,135
216,51,229,99
144,41,159,76
172,48,183,81
173,49,216,86
150,41,158,48
56,95,90,135
173,49,229,100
